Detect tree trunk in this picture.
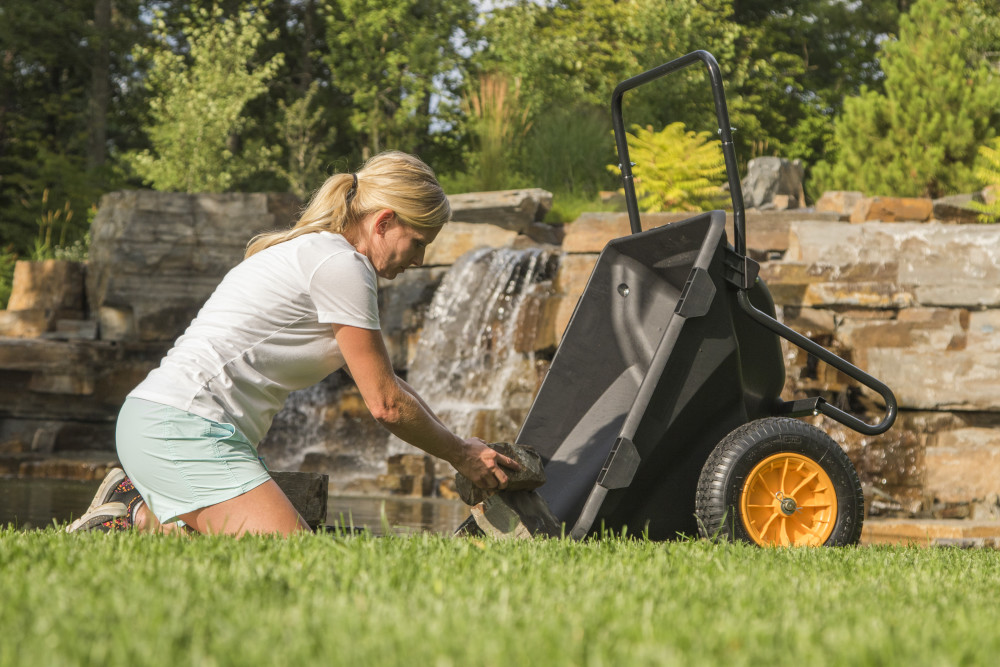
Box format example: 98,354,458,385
86,0,112,170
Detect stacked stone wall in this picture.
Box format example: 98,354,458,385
3,187,999,518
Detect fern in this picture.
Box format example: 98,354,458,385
971,138,1000,224
608,122,728,213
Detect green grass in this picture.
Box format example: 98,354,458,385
4,527,1000,666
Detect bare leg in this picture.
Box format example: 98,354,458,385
133,503,186,535
176,480,310,537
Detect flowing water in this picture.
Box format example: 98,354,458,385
385,245,559,458
6,246,560,529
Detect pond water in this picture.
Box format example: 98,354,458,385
0,478,470,536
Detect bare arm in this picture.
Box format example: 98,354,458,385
333,324,519,489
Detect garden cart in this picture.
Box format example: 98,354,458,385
508,51,897,547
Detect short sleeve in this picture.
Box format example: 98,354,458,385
308,251,380,329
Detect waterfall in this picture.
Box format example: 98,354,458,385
388,245,559,455
260,245,559,487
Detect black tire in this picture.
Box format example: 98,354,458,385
695,417,864,547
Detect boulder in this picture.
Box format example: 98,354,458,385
740,157,805,210
561,212,688,253
815,191,864,217
0,260,87,338
86,191,299,342
849,196,933,223
422,222,518,266
448,188,553,231
925,428,1000,504
932,193,986,224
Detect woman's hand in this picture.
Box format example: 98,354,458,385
454,438,522,491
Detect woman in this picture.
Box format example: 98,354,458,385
68,151,518,536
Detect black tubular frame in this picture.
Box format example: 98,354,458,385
610,50,897,436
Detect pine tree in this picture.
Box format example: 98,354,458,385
814,0,1000,198
971,138,1000,223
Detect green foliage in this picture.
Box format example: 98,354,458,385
122,3,284,192
460,73,533,192
814,0,1000,198
474,0,817,179
0,0,151,255
972,138,1000,223
0,247,16,309
521,104,619,198
8,528,1000,665
608,123,727,213
322,0,475,159
274,81,331,199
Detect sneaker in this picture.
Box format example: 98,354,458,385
87,468,144,523
87,468,127,513
66,502,128,533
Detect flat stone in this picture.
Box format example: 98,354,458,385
269,470,328,529
967,311,1000,351
41,319,99,341
836,308,965,351
455,442,546,506
786,222,1000,308
422,222,518,266
448,188,553,231
87,191,299,343
561,212,688,253
862,519,1000,546
933,193,985,224
815,191,863,217
849,196,933,223
865,349,1000,411
7,260,85,312
778,306,836,338
0,309,54,338
387,453,434,477
925,428,1000,504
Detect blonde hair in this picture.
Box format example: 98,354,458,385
245,150,451,258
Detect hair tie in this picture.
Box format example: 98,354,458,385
346,173,358,204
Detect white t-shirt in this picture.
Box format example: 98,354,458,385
129,232,380,444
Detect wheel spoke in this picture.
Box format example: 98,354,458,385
741,451,840,547
788,471,819,497
778,517,791,547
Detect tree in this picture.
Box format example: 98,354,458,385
814,0,1000,198
0,0,146,254
971,138,1000,223
122,3,284,192
472,0,819,194
322,0,476,160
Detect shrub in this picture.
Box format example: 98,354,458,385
608,122,727,213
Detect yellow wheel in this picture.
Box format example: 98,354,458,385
739,453,837,547
695,417,864,547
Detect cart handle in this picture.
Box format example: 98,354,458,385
611,50,747,257
736,290,898,435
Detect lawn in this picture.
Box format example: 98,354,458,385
3,526,999,666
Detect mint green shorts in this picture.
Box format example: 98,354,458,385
116,397,272,525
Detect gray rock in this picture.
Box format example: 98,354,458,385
469,490,562,539
86,191,300,342
932,192,985,223
455,442,546,505
448,188,554,232
741,157,805,210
